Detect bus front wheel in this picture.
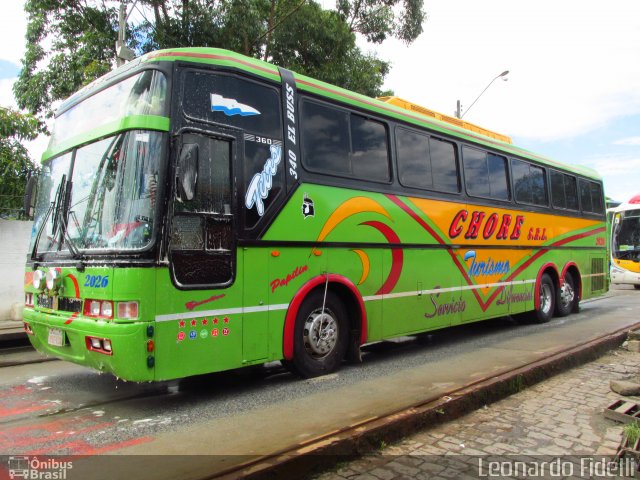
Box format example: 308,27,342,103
284,290,349,378
530,273,555,323
555,272,577,317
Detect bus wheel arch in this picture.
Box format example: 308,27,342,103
282,274,367,376
531,263,559,323
556,263,581,316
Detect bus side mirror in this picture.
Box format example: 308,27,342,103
177,143,198,202
24,175,38,219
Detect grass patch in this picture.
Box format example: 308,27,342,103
624,421,640,445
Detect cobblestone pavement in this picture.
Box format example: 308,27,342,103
315,347,640,479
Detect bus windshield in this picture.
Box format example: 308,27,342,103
31,130,166,256
613,209,640,260
29,69,169,258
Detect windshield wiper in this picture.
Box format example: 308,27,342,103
31,178,65,261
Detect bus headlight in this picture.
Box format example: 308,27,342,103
32,270,46,290
46,268,62,291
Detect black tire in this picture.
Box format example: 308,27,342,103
530,273,555,323
555,271,577,317
634,285,640,291
285,290,349,378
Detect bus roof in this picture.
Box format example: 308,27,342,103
610,201,640,213
58,47,601,181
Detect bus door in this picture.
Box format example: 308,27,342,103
164,128,242,373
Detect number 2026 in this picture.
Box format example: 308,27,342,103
84,275,109,288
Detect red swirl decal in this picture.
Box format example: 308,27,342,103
361,221,403,295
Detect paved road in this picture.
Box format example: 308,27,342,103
0,286,638,479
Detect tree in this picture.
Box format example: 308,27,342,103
0,108,40,219
14,0,425,120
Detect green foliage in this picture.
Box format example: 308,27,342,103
0,108,40,219
624,421,640,445
14,0,117,120
14,0,426,119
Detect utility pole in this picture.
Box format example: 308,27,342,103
455,100,462,119
115,1,136,67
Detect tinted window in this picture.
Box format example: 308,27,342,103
463,147,509,200
351,114,390,181
397,129,430,188
301,101,350,175
182,71,282,139
512,159,547,206
396,128,459,193
579,179,604,214
550,170,566,209
301,100,390,182
551,170,579,211
431,138,459,192
565,176,579,210
488,153,510,200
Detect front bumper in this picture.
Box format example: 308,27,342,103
23,307,154,382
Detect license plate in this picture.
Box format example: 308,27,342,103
48,328,65,347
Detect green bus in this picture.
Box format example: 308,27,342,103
23,48,608,381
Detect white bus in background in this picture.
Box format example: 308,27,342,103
610,194,640,289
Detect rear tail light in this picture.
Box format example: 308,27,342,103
24,322,34,335
25,293,34,307
117,301,139,319
84,299,114,319
85,336,114,355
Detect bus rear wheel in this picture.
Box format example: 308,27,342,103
285,290,348,378
555,272,577,317
634,285,640,290
530,273,555,323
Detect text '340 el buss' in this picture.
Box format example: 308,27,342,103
22,48,608,381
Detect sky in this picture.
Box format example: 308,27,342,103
1,0,639,202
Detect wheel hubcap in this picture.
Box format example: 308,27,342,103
540,283,553,315
560,280,575,308
303,308,339,358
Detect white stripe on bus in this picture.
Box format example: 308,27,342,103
155,278,539,323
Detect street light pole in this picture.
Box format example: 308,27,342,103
455,70,509,119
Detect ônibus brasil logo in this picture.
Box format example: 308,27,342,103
7,456,72,479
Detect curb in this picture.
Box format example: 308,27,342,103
220,322,640,480
0,321,27,345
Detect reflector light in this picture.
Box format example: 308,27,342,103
147,340,155,353
84,299,114,319
91,301,101,316
117,301,139,319
101,302,113,317
85,336,114,355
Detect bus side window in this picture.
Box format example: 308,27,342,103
512,159,547,206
